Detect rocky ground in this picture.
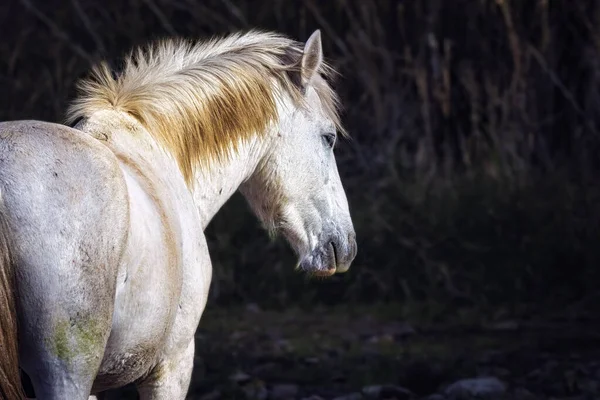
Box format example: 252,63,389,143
101,304,600,400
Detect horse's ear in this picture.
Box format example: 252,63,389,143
301,29,323,86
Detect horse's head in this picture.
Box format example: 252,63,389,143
241,30,357,277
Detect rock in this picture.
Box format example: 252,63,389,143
270,383,299,399
303,357,320,365
197,389,222,400
444,377,507,399
230,370,251,383
246,303,262,313
423,395,445,400
362,384,414,399
242,380,268,400
386,321,417,338
332,393,364,400
367,334,395,344
272,338,293,353
251,362,280,375
484,320,519,331
362,385,383,397
229,331,247,341
513,387,536,400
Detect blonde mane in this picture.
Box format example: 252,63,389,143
66,30,344,185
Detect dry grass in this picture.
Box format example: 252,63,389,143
2,0,600,316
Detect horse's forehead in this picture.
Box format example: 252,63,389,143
304,87,334,131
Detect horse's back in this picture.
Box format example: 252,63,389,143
0,120,130,395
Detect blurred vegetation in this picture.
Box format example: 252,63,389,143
1,0,600,317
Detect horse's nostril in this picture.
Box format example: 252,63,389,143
329,241,337,264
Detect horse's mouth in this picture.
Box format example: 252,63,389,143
312,267,336,277
311,242,337,277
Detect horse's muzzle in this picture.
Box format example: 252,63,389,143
299,232,357,276
335,232,357,273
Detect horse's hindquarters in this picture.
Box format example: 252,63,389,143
0,120,130,399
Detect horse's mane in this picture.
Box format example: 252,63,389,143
66,30,343,184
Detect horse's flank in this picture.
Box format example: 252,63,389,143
65,30,344,185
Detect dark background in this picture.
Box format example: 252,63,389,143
2,1,600,399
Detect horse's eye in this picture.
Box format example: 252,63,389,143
322,132,336,149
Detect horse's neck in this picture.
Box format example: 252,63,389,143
75,109,272,229
191,135,269,228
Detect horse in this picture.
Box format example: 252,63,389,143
0,29,356,399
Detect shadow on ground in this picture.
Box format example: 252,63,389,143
94,304,600,400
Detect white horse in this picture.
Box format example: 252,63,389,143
0,29,356,399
